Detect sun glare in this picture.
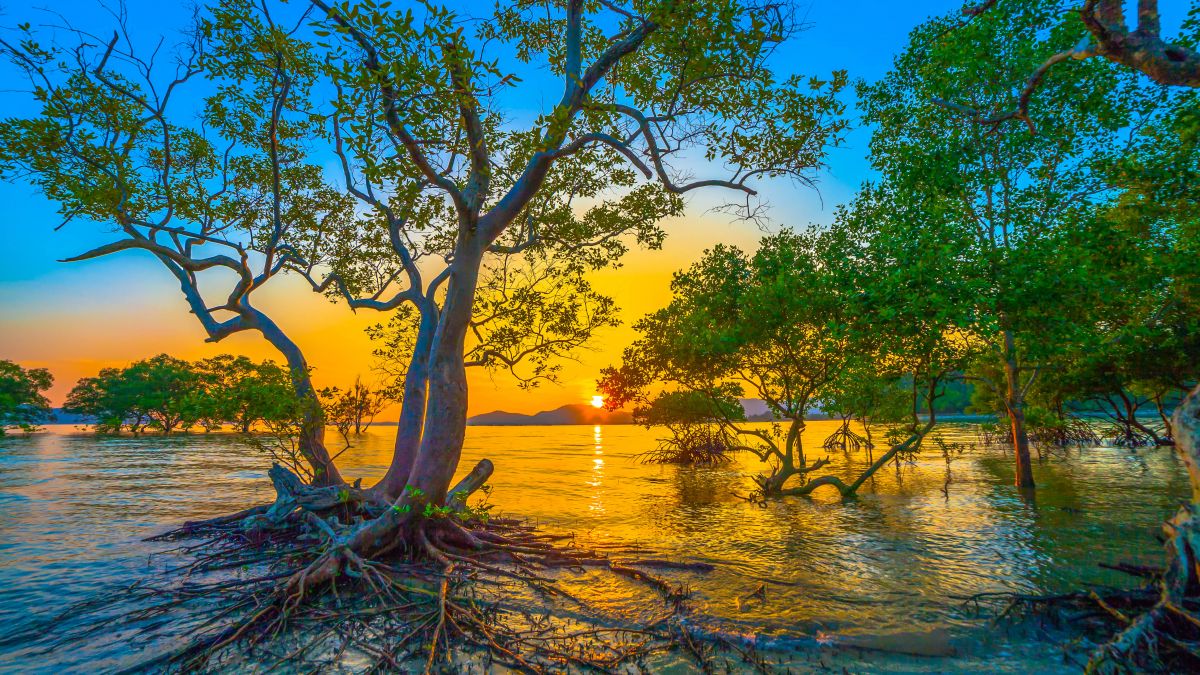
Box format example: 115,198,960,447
590,395,604,409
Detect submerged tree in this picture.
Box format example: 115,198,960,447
601,232,853,496
64,367,143,433
602,223,968,500
62,354,301,436
633,388,746,466
859,0,1147,487
819,368,911,456
192,356,300,434
0,360,53,435
122,354,200,434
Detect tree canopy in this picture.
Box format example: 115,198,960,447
0,360,53,435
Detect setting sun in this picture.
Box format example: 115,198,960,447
590,395,604,409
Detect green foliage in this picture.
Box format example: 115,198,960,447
64,355,199,433
367,253,621,390
192,356,300,433
0,360,53,434
818,369,911,427
636,389,745,428
320,377,390,438
602,224,970,489
64,354,305,435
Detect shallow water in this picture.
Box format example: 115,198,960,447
0,421,1190,672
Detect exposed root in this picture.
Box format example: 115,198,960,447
37,462,775,673
1031,417,1102,448
639,423,738,466
978,416,1102,449
1103,424,1158,449
822,419,872,453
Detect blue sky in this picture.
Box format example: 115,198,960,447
0,0,965,284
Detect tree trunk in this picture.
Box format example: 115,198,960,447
404,244,484,506
1002,330,1035,488
376,307,437,498
254,311,344,487
1154,392,1175,442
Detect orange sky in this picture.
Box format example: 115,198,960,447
0,212,770,416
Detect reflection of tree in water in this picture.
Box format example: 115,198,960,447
973,448,1194,593
646,465,746,540
672,465,737,506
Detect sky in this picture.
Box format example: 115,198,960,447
0,0,967,415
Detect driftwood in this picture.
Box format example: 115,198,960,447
446,458,494,511
242,463,389,528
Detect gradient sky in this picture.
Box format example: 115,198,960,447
0,0,966,415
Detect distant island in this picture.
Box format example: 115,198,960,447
467,399,809,426
467,404,634,426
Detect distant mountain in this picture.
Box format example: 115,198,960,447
468,399,823,426
740,398,826,421
740,398,773,421
468,404,633,426
47,408,94,425
467,398,837,426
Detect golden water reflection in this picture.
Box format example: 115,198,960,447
0,420,1190,671
589,424,605,513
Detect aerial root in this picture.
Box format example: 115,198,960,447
822,421,872,453
637,424,738,466
48,457,777,672
75,490,761,673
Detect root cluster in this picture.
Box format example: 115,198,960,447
19,465,767,673
1031,418,1103,448
963,546,1200,672
639,423,738,466
821,423,873,454
978,417,1102,449
1102,424,1158,449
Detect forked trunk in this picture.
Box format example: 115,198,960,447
376,307,437,498
404,247,483,506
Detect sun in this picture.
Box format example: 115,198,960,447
590,395,605,409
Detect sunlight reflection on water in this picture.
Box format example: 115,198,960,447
0,421,1190,671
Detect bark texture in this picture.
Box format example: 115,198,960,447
1002,331,1036,488
257,312,344,487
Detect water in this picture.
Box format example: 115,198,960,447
0,421,1190,672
